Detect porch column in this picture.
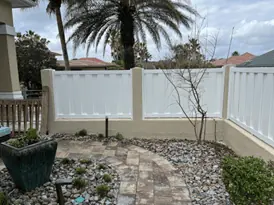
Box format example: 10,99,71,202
0,0,22,99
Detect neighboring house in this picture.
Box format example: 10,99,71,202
238,50,274,67
212,52,255,67
56,58,120,70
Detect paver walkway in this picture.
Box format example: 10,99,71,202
56,140,192,205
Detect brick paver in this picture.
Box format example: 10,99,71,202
1,140,192,205
57,140,192,205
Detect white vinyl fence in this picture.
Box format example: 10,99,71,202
143,68,224,118
228,67,274,147
53,70,132,119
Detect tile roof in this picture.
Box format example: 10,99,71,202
57,58,117,68
212,53,256,67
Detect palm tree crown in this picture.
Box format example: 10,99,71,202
65,0,197,69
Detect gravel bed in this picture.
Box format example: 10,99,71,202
52,133,235,205
0,158,120,205
125,139,235,205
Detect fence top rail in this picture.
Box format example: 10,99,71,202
0,99,42,105
143,68,224,74
231,67,274,74
54,70,132,75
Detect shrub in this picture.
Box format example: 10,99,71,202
72,178,87,189
96,185,110,197
80,159,92,165
61,158,71,165
0,192,8,205
115,133,124,141
78,129,87,137
97,164,106,170
222,156,274,205
75,167,86,175
103,174,112,183
98,133,104,140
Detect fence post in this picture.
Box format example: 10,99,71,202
41,69,55,134
132,67,143,122
40,86,49,135
222,65,232,119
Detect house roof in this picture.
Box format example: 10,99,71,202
57,58,118,68
237,50,274,67
9,0,36,8
212,53,256,67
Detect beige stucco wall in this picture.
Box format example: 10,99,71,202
41,67,274,161
0,35,20,92
223,120,274,161
0,0,13,25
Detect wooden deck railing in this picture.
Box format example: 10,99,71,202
0,86,49,134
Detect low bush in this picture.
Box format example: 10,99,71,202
72,178,87,189
75,167,86,175
96,185,110,197
115,133,124,141
98,133,104,140
80,159,92,165
0,192,8,205
97,164,106,170
222,156,274,205
61,158,71,165
103,174,112,183
78,129,88,137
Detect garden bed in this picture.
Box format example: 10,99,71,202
0,158,120,205
52,133,235,205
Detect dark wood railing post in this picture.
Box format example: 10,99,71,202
40,86,49,135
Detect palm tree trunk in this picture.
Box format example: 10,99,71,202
120,1,135,70
55,8,70,70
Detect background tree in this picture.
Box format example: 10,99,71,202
108,30,152,67
232,51,240,56
170,38,213,68
16,31,57,90
65,0,197,69
31,0,70,70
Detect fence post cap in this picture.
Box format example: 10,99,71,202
131,67,143,70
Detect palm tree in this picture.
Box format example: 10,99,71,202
32,0,70,70
65,0,197,70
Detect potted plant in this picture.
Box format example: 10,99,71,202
0,129,57,192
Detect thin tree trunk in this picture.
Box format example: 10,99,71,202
55,8,70,70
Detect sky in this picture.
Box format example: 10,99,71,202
13,0,274,62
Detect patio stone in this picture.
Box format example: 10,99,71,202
117,194,136,205
54,139,192,204
120,181,137,194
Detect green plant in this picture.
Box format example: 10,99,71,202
75,167,86,175
98,133,104,140
115,133,124,141
78,129,87,137
7,128,40,148
222,156,274,205
72,178,87,190
103,174,112,183
96,185,110,198
97,164,106,170
61,158,71,165
0,192,8,205
80,159,91,165
7,138,25,148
